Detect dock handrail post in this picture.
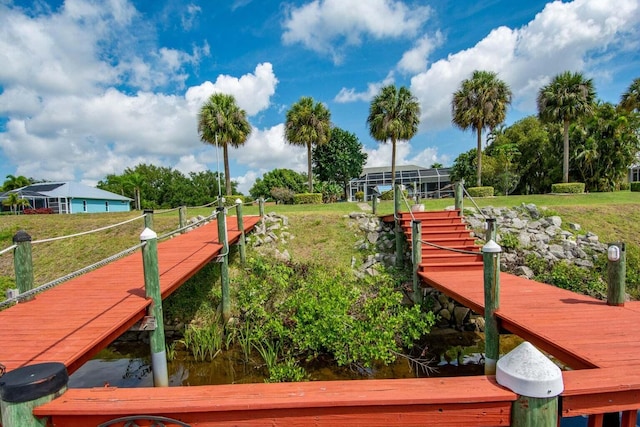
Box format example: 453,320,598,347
143,209,154,230
486,217,497,242
372,194,378,215
606,242,626,306
217,206,231,323
454,181,463,212
411,220,423,304
258,197,265,217
0,362,68,427
482,239,501,375
496,342,563,427
394,184,404,268
178,206,186,230
12,230,34,300
140,227,169,387
235,199,246,264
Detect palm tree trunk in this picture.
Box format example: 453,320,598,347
391,138,397,188
476,124,483,187
563,119,570,183
307,143,313,193
224,144,232,196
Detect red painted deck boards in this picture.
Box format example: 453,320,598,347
0,215,260,375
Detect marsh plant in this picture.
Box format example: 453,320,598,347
181,321,223,361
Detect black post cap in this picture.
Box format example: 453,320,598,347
12,230,32,243
0,362,68,403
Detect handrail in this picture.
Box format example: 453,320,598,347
31,214,146,244
0,244,17,256
0,241,147,309
156,211,217,241
187,197,220,209
154,206,182,215
418,183,455,199
399,188,416,222
419,239,482,255
462,185,488,220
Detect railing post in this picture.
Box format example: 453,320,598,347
258,197,265,217
12,231,34,300
178,206,186,231
394,184,401,218
372,195,378,215
0,362,68,427
140,228,168,387
235,199,246,264
217,207,231,323
143,209,154,230
607,242,626,306
483,239,501,375
496,342,563,427
411,220,423,304
394,184,404,268
486,217,497,242
454,181,463,212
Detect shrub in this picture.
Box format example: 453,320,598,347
467,186,494,197
270,187,295,204
551,183,585,194
619,182,630,191
380,189,409,201
498,232,519,250
631,182,640,192
293,193,322,204
355,191,364,202
223,195,248,207
23,208,54,214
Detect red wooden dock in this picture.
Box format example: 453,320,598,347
10,209,640,426
0,215,260,375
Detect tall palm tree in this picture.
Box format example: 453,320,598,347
285,97,331,192
537,71,596,183
2,174,30,191
2,192,28,214
123,172,144,210
620,77,640,113
367,85,421,188
451,70,512,187
198,93,251,196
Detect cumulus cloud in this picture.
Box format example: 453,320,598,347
409,0,639,130
282,0,431,63
397,31,444,74
185,63,279,116
334,72,395,103
234,124,306,172
364,141,448,169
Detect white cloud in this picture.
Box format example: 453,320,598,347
282,0,431,63
174,154,207,176
334,72,395,103
185,63,278,116
409,0,640,131
181,4,201,30
364,141,448,169
234,170,259,195
397,31,443,74
234,124,307,172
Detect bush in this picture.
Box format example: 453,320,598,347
619,182,630,191
270,187,295,204
466,186,494,197
551,182,585,194
293,193,322,204
23,208,54,214
355,191,364,202
222,195,248,207
631,182,640,192
380,189,409,201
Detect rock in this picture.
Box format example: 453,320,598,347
453,307,470,328
274,249,290,262
569,222,581,231
548,216,562,227
367,232,379,244
438,308,452,321
438,293,450,306
517,232,531,248
515,266,535,279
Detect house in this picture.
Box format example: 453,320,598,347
0,182,132,214
630,164,640,183
347,165,453,201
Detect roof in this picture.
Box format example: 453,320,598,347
4,182,132,201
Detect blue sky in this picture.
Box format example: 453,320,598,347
0,0,638,194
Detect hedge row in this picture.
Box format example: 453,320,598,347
466,186,494,197
223,195,248,206
293,193,323,204
631,182,640,192
551,183,585,194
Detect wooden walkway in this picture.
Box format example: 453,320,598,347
0,215,260,375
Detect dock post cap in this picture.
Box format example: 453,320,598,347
140,227,158,241
483,240,502,253
235,198,243,204
496,341,563,398
0,362,68,403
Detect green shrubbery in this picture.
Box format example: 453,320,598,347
223,195,248,206
551,182,585,193
355,191,364,201
293,193,323,204
466,186,494,197
631,182,640,192
525,254,607,298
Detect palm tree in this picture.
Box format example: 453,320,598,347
537,71,596,183
367,85,421,188
123,172,144,210
2,192,28,214
620,77,640,113
198,93,251,196
285,97,331,192
2,174,30,191
451,70,512,187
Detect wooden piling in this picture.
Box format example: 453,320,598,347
486,217,497,242
258,197,265,217
217,207,231,323
235,200,246,264
178,206,186,230
607,242,626,306
12,231,34,299
143,209,154,230
483,239,501,375
394,184,404,268
372,194,378,215
140,227,168,387
454,181,463,212
411,220,423,304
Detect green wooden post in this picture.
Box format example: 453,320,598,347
217,207,231,323
454,181,463,212
394,183,402,216
486,217,497,242
144,209,154,230
607,242,626,306
483,239,501,375
394,184,404,267
411,220,423,304
496,342,563,427
179,206,186,230
0,362,68,427
12,231,34,299
235,199,246,264
259,197,265,217
140,228,168,387
372,195,378,215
